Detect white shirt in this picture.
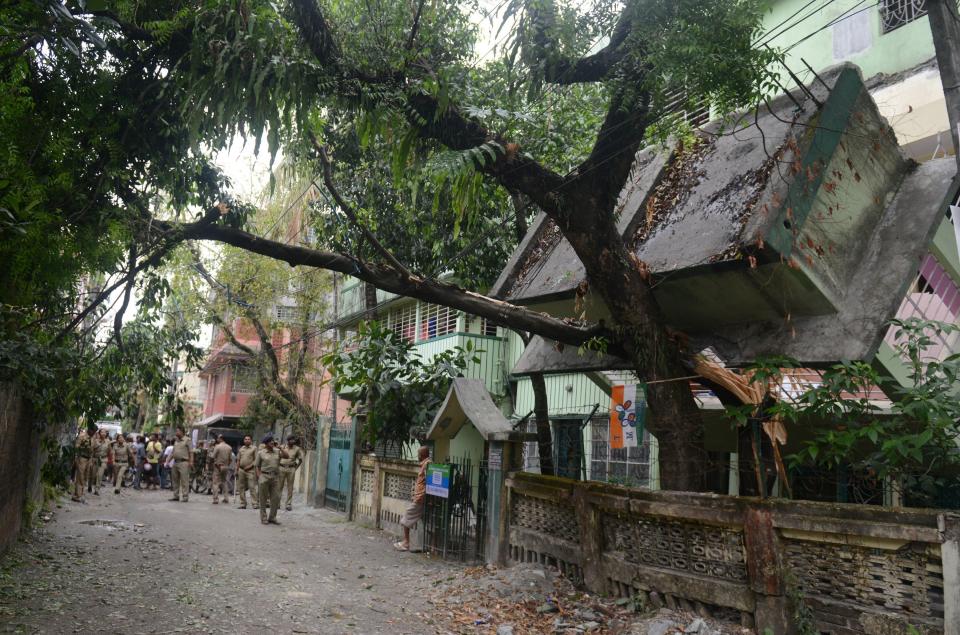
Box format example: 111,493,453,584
163,445,174,466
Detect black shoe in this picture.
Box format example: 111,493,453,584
169,497,179,502
285,506,292,511
267,519,280,525
114,489,120,494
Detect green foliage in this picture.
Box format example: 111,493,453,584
313,125,518,288
322,320,478,448
732,319,960,507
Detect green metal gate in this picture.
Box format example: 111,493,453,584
324,422,353,511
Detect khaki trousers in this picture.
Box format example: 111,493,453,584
279,468,297,508
73,458,89,499
236,469,256,507
171,462,190,500
211,465,229,501
113,465,127,491
258,475,280,522
90,460,106,493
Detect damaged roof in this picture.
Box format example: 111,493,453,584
491,63,958,367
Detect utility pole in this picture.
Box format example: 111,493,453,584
928,0,960,169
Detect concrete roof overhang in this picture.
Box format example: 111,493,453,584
490,61,959,371
704,159,958,365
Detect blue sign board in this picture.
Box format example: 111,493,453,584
426,463,450,498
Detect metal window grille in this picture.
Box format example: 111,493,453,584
588,417,653,487
275,304,298,321
660,86,711,129
519,417,653,487
231,365,258,393
880,0,927,33
480,317,499,337
419,303,457,340
387,303,417,342
883,253,960,362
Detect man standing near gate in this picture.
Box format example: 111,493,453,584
168,426,193,502
278,436,303,511
210,434,232,504
395,446,430,552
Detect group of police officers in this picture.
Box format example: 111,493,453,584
72,427,304,526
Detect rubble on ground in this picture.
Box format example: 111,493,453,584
430,563,754,635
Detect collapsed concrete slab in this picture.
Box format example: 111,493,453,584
492,63,958,368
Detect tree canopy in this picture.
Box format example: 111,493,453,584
2,0,780,489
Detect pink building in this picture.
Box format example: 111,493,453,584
196,316,347,442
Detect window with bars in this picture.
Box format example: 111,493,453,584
588,417,653,487
480,317,499,337
659,86,711,129
231,365,258,393
387,303,417,342
275,304,299,321
880,0,927,33
419,303,457,340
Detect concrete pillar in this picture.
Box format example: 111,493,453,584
371,457,383,529
486,440,514,566
939,514,960,635
743,507,797,635
572,485,605,593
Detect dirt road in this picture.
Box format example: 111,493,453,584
0,489,453,634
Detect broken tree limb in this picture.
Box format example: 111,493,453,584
165,217,614,352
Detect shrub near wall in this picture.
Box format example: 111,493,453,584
0,383,41,554
505,472,958,635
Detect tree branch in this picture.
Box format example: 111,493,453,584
112,243,138,349
577,87,650,214
407,93,569,218
310,132,413,276
405,0,427,51
54,234,180,343
527,4,632,85
164,218,614,352
288,0,342,70
541,15,632,84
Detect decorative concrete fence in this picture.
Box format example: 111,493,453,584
505,472,959,635
352,454,421,547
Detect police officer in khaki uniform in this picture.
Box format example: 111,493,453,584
110,434,134,494
73,428,92,502
90,428,110,495
168,427,193,502
235,435,258,509
278,436,304,511
210,435,232,504
254,433,288,525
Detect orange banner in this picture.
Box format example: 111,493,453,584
609,384,625,449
